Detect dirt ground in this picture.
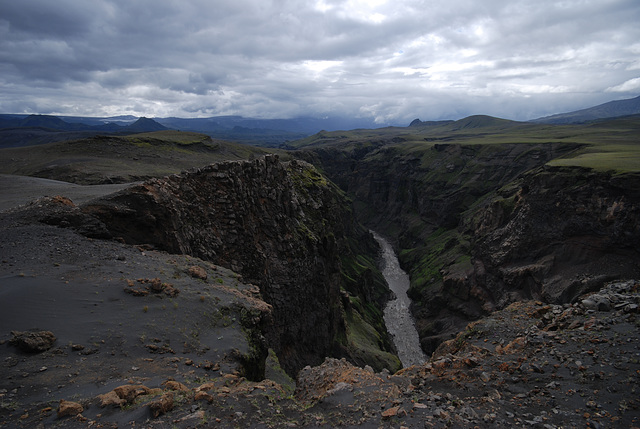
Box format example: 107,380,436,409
0,175,275,427
0,174,133,212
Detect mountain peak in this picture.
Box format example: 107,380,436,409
450,115,518,130
125,117,167,132
532,95,640,124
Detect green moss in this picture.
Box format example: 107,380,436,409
342,304,402,373
400,228,471,300
265,349,296,393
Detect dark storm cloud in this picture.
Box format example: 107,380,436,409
1,0,639,121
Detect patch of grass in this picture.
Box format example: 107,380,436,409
0,132,278,184
342,304,402,373
548,147,640,172
125,130,212,145
400,227,471,302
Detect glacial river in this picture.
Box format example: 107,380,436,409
372,231,426,368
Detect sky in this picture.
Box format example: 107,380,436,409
1,0,639,124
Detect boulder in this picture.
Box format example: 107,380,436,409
9,330,56,353
162,380,190,392
57,399,83,418
149,392,174,418
113,384,151,403
188,265,207,280
97,390,125,408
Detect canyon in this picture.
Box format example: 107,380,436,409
1,116,639,427
296,139,640,354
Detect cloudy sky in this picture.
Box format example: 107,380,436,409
1,0,639,124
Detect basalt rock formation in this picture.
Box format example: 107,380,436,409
411,166,640,351
80,155,398,375
470,166,640,306
296,143,640,354
300,142,581,243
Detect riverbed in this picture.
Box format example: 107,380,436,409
372,231,426,367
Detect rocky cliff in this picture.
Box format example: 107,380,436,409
300,142,581,244
80,155,399,375
409,166,640,351
296,143,640,354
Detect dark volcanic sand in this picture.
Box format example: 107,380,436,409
0,174,133,212
0,175,271,427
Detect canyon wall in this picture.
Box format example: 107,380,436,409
298,144,640,353
81,155,399,375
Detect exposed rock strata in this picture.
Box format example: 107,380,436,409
472,167,640,304
299,142,581,244
412,167,640,349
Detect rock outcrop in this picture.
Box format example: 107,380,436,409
471,166,640,304
9,330,56,353
56,399,83,419
411,167,640,350
80,155,396,375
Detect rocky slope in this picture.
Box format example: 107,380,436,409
408,166,640,352
7,277,636,428
0,194,277,427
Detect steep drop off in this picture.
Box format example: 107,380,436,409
408,166,640,351
80,155,400,375
297,142,640,353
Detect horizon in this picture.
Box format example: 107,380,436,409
2,94,639,126
2,92,639,126
1,1,639,123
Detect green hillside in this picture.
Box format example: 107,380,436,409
0,130,280,184
290,114,640,173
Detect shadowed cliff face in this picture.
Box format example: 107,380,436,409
470,167,640,305
301,142,581,246
81,155,396,375
297,144,640,354
412,167,640,352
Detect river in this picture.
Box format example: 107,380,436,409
371,231,426,368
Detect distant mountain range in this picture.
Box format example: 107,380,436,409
0,115,170,148
2,94,639,148
0,114,393,147
532,95,640,124
0,114,167,133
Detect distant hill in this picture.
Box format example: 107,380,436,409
0,114,88,131
444,115,521,130
0,115,168,148
0,114,395,148
156,115,395,135
409,118,453,128
0,114,166,133
122,117,167,133
532,95,640,124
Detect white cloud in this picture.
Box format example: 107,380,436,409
607,77,640,93
0,0,639,122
